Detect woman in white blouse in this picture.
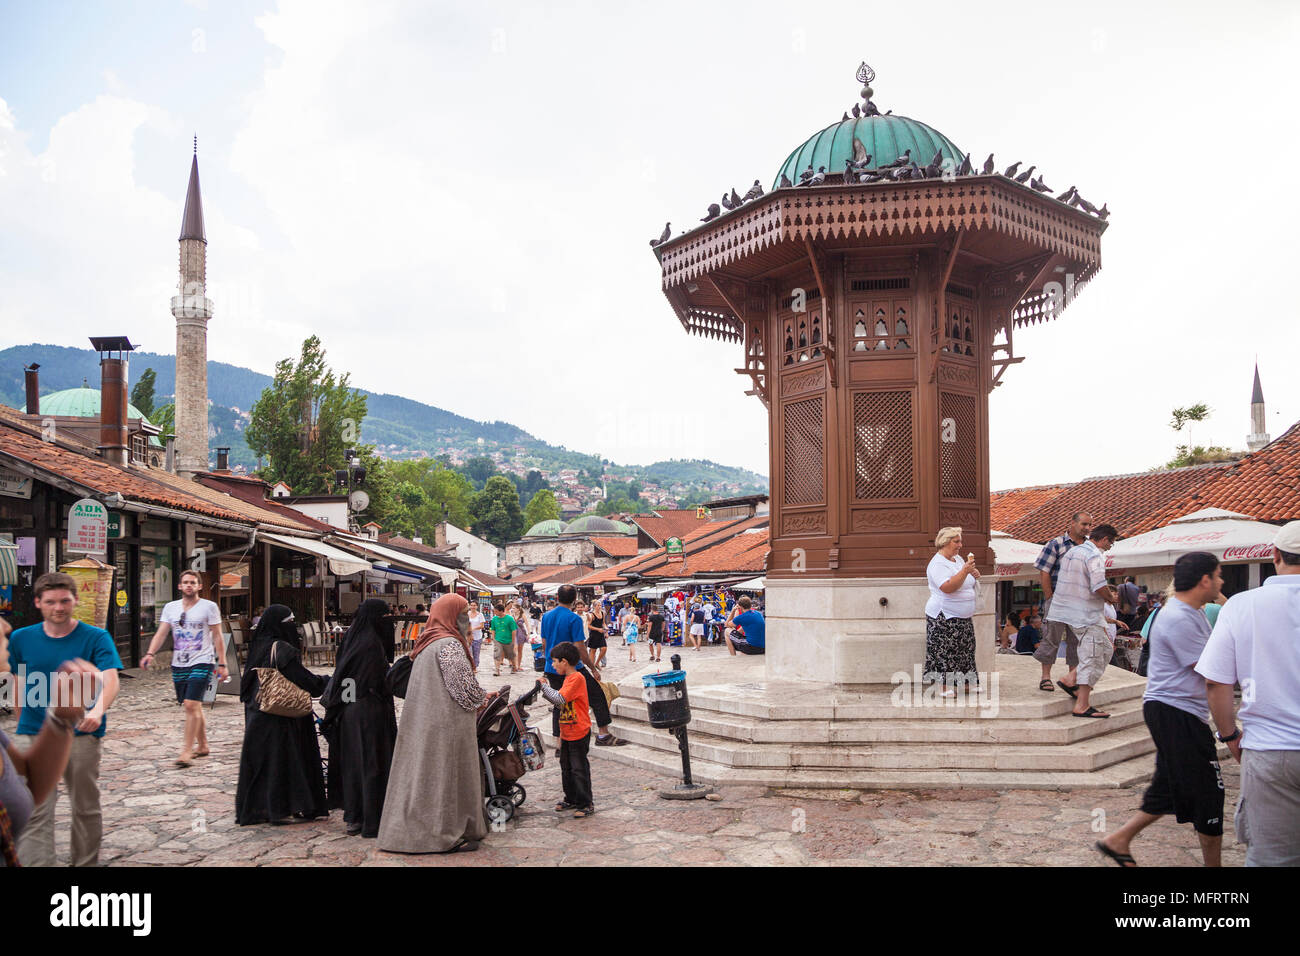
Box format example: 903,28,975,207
924,526,980,697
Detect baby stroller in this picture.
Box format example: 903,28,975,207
477,683,545,825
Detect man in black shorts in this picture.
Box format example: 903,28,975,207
646,604,665,662
1097,552,1225,866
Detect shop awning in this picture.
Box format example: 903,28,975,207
635,579,692,598
989,532,1046,581
330,536,459,587
262,533,372,577
368,565,426,583
731,576,766,592
1106,509,1284,570
460,569,518,596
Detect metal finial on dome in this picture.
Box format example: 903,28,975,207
193,134,197,155
856,61,881,117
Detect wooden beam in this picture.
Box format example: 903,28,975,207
704,275,746,323
937,227,965,294
803,237,828,301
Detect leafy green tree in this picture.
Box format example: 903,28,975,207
470,475,525,546
523,488,559,529
462,455,497,489
151,401,175,436
131,367,157,419
1170,403,1210,432
244,336,369,494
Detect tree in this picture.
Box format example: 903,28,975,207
462,455,497,489
151,401,175,436
523,488,560,529
244,336,369,494
1170,403,1210,432
470,475,525,546
131,368,157,419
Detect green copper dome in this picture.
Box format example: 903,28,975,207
524,519,566,538
774,114,964,190
39,387,164,446
564,515,633,535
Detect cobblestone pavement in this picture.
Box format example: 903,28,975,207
2,641,1245,866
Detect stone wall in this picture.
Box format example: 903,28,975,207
506,538,595,569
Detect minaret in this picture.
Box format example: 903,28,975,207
1247,363,1270,452
171,139,213,477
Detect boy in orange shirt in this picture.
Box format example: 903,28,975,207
536,641,594,818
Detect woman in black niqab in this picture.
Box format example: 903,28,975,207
320,598,398,837
235,604,329,826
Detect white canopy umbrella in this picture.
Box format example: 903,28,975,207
1106,508,1281,570
989,531,1045,580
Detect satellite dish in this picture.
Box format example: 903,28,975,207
348,490,370,512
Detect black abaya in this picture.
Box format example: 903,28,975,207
235,606,329,826
320,599,397,837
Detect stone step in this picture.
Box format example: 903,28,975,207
608,694,1149,745
559,733,1162,790
596,718,1156,773
614,674,1146,722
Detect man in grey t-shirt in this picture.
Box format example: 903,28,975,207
1097,552,1225,867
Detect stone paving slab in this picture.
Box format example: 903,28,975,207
0,642,1245,866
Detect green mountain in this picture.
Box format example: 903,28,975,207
0,344,768,497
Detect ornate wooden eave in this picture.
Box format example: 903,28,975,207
658,175,1106,335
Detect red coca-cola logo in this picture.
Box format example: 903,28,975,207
1222,544,1275,560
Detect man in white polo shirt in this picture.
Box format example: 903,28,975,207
1197,520,1300,867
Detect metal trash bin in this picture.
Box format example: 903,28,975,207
642,670,691,728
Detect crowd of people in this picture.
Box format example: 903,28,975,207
7,513,1295,868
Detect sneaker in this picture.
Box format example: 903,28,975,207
595,735,628,747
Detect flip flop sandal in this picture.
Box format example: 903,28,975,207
175,753,194,767
1073,707,1110,718
555,801,577,812
1095,840,1136,867
1057,680,1080,698
1038,679,1055,691
573,807,596,819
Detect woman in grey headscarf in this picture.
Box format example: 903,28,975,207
378,593,488,853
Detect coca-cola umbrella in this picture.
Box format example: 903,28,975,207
989,531,1046,581
1105,508,1283,570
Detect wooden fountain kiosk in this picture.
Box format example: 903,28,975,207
653,66,1107,684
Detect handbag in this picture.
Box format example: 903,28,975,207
385,655,413,699
255,641,313,717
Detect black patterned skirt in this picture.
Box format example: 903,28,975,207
924,614,977,685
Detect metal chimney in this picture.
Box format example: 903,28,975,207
90,337,135,466
24,364,40,415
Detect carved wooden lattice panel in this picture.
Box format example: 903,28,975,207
783,396,825,505
940,391,978,500
853,391,913,499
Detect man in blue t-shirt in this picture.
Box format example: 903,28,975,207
1015,613,1043,654
724,596,765,655
9,571,123,866
541,585,626,748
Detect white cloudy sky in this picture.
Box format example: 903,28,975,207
1,0,1297,490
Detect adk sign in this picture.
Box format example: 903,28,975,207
68,498,109,555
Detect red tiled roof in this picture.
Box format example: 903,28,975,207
1141,421,1300,529
587,535,639,558
999,463,1233,543
510,564,594,586
630,509,711,545
0,417,262,528
990,484,1068,533
379,534,462,563
196,474,337,532
579,516,768,585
